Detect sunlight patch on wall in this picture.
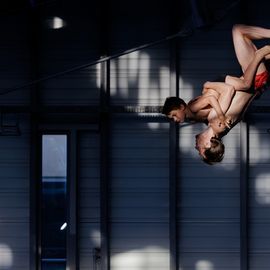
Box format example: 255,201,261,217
179,77,195,102
111,246,169,270
118,57,129,98
128,52,139,79
255,174,270,204
195,260,214,270
157,66,170,104
90,229,101,246
249,133,270,164
0,244,13,268
138,53,150,105
95,64,101,89
179,124,196,155
147,123,161,130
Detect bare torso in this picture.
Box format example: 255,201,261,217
224,91,253,124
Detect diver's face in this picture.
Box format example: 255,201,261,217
195,133,211,158
168,107,185,123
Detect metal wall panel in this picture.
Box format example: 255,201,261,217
0,115,30,269
177,19,243,269
79,132,100,270
110,118,170,270
248,117,270,270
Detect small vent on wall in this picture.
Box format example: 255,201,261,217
0,113,20,136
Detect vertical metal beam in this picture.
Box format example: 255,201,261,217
240,120,249,270
100,60,111,270
28,5,41,270
67,130,79,270
169,39,179,270
30,117,41,270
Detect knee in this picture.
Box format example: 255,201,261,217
232,24,245,35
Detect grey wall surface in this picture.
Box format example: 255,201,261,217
0,115,30,269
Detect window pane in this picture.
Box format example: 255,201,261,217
41,135,67,270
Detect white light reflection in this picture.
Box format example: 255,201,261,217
255,174,270,204
45,16,66,29
195,260,214,270
60,222,67,230
0,244,13,268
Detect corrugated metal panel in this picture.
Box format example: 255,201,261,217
79,132,100,270
0,115,30,269
110,118,170,270
249,117,270,270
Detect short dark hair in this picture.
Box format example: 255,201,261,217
162,97,186,115
202,137,224,165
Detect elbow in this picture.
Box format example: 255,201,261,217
227,85,236,96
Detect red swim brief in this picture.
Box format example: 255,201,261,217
255,70,269,90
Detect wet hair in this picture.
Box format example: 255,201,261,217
202,137,224,165
162,97,186,115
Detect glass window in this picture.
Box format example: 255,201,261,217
41,135,67,270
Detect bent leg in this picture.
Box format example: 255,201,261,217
226,45,270,90
232,24,270,73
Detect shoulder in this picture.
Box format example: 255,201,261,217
188,95,202,105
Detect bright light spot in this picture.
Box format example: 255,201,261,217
45,16,66,29
60,222,67,230
195,260,214,270
255,174,270,204
111,246,169,270
0,244,13,267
